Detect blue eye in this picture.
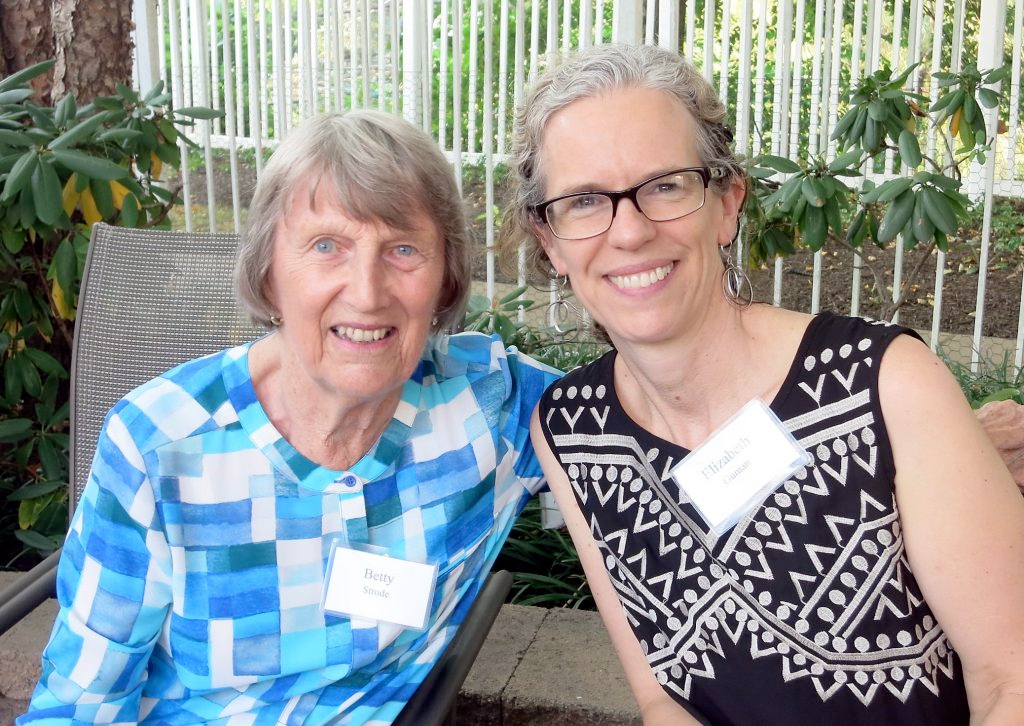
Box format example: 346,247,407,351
394,244,415,256
314,238,335,253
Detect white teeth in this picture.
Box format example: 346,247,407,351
610,263,674,290
334,326,390,342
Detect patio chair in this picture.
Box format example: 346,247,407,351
0,221,509,725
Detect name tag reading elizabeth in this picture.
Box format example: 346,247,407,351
323,546,438,630
669,399,810,536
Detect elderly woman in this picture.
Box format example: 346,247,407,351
20,110,559,725
499,44,1024,725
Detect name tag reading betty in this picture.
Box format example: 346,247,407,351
669,399,811,536
323,545,438,630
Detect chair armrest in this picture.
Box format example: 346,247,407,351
0,550,60,637
392,569,512,726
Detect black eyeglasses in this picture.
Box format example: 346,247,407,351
532,166,724,240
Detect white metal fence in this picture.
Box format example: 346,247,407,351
132,0,1023,369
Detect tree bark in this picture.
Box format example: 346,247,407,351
0,0,133,103
52,0,134,101
0,0,54,97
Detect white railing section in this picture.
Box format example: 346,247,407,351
133,0,1023,370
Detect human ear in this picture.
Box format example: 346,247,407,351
716,177,747,247
533,219,569,277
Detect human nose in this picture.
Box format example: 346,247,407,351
607,193,656,248
345,251,388,310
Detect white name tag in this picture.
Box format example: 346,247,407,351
323,546,438,630
669,399,810,536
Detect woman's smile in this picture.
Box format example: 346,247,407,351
607,262,675,290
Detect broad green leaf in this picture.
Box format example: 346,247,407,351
24,347,67,377
867,99,888,121
0,417,33,443
120,192,139,227
828,150,863,172
90,176,115,218
977,88,1000,109
0,128,35,147
0,59,55,93
48,114,106,150
53,94,76,125
96,128,144,144
14,527,61,550
142,80,166,102
2,225,24,253
50,149,127,180
0,88,35,104
499,285,529,304
20,354,42,397
53,237,78,299
36,437,63,480
30,159,63,225
763,155,803,174
897,129,922,168
877,189,916,243
174,106,225,120
9,479,65,501
1,149,38,201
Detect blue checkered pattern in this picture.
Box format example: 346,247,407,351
20,332,559,725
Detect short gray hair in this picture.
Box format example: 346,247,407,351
236,110,472,332
498,43,744,286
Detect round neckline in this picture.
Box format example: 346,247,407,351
600,312,830,457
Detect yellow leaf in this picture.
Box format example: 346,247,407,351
51,278,76,321
110,179,130,209
151,151,163,180
950,108,962,138
3,321,25,352
62,173,80,217
80,186,103,225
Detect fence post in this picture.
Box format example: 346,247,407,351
612,0,642,44
402,0,425,126
970,0,1010,371
132,0,161,92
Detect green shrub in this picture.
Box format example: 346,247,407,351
0,60,219,567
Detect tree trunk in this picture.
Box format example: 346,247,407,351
0,0,54,96
0,0,133,103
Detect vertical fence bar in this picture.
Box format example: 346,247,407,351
970,0,1008,371
167,0,192,230
483,0,495,303
221,0,242,231
468,0,479,154
849,0,865,317
717,0,731,99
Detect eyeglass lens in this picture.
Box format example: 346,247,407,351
544,169,708,240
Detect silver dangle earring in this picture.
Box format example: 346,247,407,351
549,274,581,336
721,246,753,308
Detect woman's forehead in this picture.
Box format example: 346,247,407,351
539,90,700,189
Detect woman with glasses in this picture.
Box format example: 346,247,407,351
499,43,1024,724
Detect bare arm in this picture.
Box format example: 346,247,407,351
530,408,702,725
880,336,1024,724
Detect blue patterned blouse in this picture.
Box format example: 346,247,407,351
19,332,560,725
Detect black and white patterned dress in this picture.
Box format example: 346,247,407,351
538,313,969,725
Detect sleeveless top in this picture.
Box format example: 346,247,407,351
538,313,969,725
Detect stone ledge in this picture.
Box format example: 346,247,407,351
0,572,640,725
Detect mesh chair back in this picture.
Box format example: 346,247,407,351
69,223,266,513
